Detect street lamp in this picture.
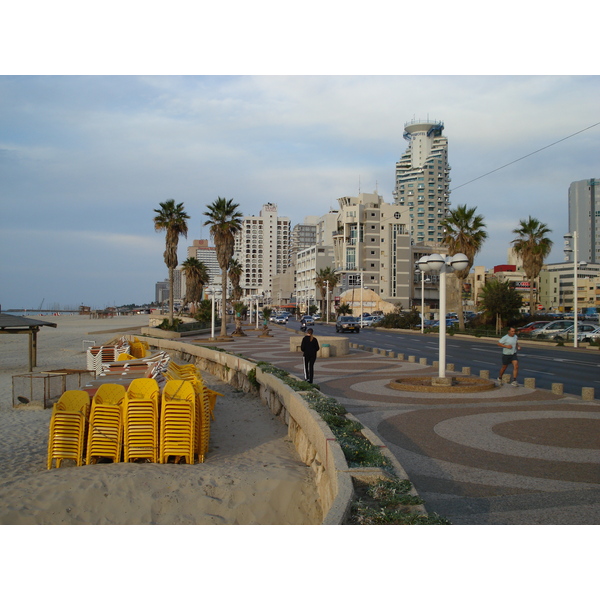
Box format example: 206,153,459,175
207,286,221,340
325,279,330,324
564,231,587,348
416,256,432,334
419,253,469,381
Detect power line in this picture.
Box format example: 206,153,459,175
451,121,600,192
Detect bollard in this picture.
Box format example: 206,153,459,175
552,383,564,395
419,357,428,365
397,353,405,361
433,361,439,369
480,370,490,380
462,366,471,375
501,374,511,384
582,387,595,401
388,351,395,358
524,377,535,389
408,355,416,363
447,363,455,371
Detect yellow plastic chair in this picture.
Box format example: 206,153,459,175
47,390,90,469
205,389,223,421
117,352,137,361
159,380,195,464
86,384,125,464
191,379,211,463
127,378,160,401
123,396,158,463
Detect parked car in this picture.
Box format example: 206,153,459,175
578,326,600,342
361,316,377,327
517,321,550,334
553,323,599,341
529,320,574,339
336,316,361,333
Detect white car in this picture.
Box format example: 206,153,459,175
530,320,574,339
577,326,600,342
552,323,598,341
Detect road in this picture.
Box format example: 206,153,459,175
292,320,600,397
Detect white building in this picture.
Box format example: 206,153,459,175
392,119,451,246
187,239,220,286
234,203,291,298
568,178,600,263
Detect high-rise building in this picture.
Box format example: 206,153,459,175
392,119,451,246
187,239,221,286
233,203,291,298
291,217,318,256
568,178,599,263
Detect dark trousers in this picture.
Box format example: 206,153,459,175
303,355,316,383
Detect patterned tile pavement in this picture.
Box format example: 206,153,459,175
190,325,600,525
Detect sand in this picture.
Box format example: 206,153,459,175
0,314,322,525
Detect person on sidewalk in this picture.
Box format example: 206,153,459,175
301,328,320,384
497,326,521,386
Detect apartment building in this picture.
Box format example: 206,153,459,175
332,191,412,307
392,119,451,246
187,239,221,286
233,203,291,298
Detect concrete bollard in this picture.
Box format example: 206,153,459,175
419,357,428,365
462,366,471,375
408,355,416,363
397,353,405,361
480,370,490,380
582,387,595,401
388,351,395,358
524,377,535,389
552,383,564,395
501,374,511,384
433,361,439,369
447,363,455,371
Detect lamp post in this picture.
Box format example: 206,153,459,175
418,253,469,381
326,280,330,324
207,286,220,341
564,231,586,348
416,257,432,335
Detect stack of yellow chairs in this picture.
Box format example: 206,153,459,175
130,337,150,359
191,379,211,463
47,390,90,469
159,380,196,465
166,361,222,421
86,383,126,465
123,379,160,463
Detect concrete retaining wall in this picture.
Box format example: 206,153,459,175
131,334,353,524
289,335,350,357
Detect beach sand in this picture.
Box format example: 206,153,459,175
0,314,322,525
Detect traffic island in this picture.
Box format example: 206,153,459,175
389,375,496,393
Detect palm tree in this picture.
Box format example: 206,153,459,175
315,266,340,319
478,278,523,334
228,258,244,302
153,199,190,326
441,204,488,331
512,217,553,317
203,197,243,338
181,257,209,315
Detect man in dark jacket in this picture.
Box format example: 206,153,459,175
300,328,320,384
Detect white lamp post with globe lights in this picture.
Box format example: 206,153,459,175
418,252,469,381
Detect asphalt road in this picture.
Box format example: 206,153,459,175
291,320,600,397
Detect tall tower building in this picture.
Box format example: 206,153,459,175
234,203,291,298
568,178,599,263
392,119,451,246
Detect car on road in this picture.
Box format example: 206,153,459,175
529,320,574,339
273,314,288,324
335,316,361,333
300,315,315,326
517,321,550,335
360,316,378,327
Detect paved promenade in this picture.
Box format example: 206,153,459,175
191,323,600,525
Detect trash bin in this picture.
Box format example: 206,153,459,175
321,343,330,358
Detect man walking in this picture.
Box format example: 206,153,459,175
301,328,320,384
498,326,521,386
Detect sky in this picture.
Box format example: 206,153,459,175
1,5,599,310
